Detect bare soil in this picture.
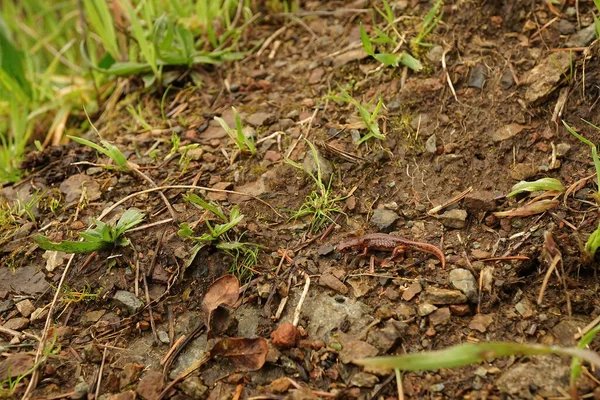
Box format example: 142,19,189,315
2,1,600,399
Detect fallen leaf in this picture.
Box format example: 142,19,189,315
210,337,268,371
201,275,240,327
493,200,559,218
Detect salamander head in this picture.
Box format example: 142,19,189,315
337,237,361,253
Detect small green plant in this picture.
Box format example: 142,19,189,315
166,132,200,171
562,120,600,201
67,135,130,172
571,322,600,396
410,0,443,52
508,177,565,197
34,208,145,253
178,194,261,280
360,22,422,71
329,86,385,144
217,240,262,282
285,140,347,233
214,107,256,155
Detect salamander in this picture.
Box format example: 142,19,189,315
337,233,446,268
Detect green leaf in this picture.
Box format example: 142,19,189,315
360,23,374,56
508,178,565,197
400,53,423,71
34,235,107,253
115,209,145,235
184,194,226,221
177,222,195,238
358,342,600,372
585,221,600,258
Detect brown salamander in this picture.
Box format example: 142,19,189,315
337,233,446,268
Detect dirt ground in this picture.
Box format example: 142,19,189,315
2,0,600,399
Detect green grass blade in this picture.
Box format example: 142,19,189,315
358,342,600,371
360,23,374,56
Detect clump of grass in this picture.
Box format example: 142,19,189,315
178,193,262,281
409,0,444,54
328,86,385,144
0,0,255,185
285,140,347,233
562,119,600,260
34,208,145,254
214,107,256,156
359,0,443,71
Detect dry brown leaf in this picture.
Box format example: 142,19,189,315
210,337,268,371
201,275,240,326
493,199,559,218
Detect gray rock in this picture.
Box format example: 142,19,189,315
510,163,537,181
565,25,596,48
367,319,407,352
469,313,494,333
350,372,379,388
370,209,400,231
158,330,170,344
246,112,276,127
556,143,571,158
500,69,514,89
492,123,526,142
429,307,451,326
557,19,575,35
468,64,486,89
3,317,29,330
425,134,437,153
418,303,438,316
497,355,569,398
515,298,534,318
71,380,89,399
112,291,143,315
464,191,496,213
317,244,334,256
523,52,571,105
302,149,333,185
448,268,478,302
422,287,467,305
430,383,445,392
59,174,101,203
437,209,467,229
426,45,444,64
181,376,209,399
80,310,106,326
15,300,34,317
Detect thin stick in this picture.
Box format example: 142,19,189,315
395,369,405,400
126,218,173,233
142,268,159,345
97,185,284,221
94,344,108,399
0,326,40,342
292,274,310,327
23,253,76,399
442,47,458,102
537,254,560,305
428,186,473,215
576,315,600,340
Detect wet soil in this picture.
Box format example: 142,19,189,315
2,0,600,399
